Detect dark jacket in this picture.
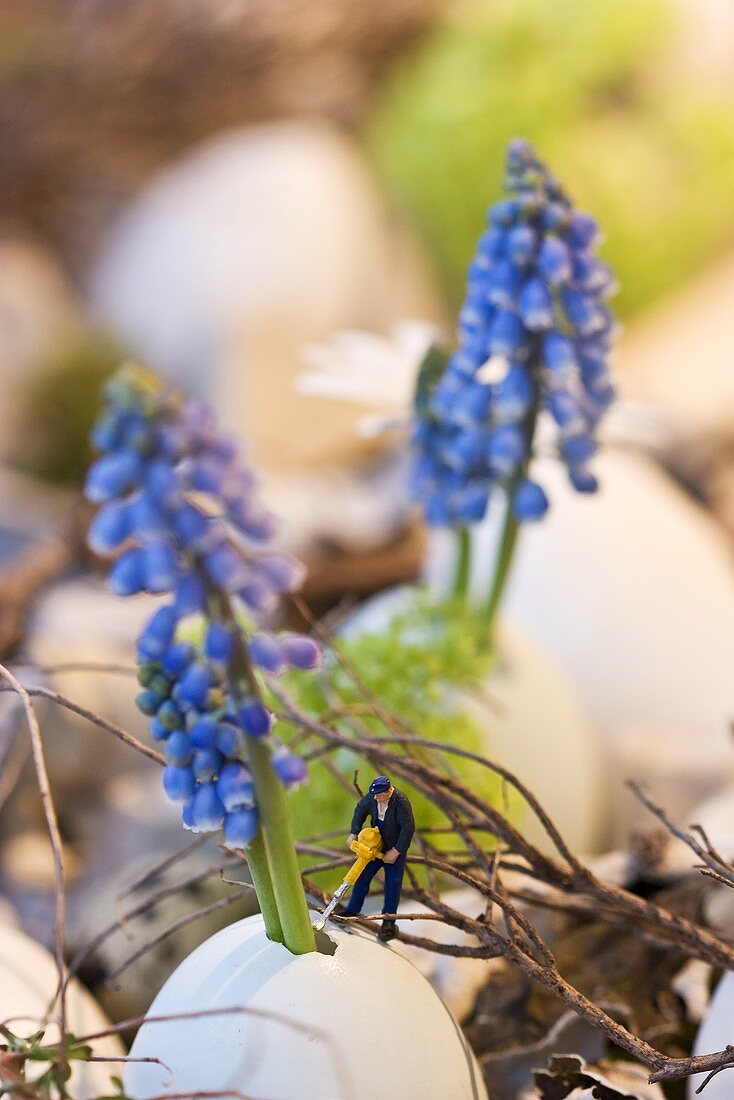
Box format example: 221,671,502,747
350,788,415,856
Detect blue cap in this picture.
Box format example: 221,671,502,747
369,775,391,795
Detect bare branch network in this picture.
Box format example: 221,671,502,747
1,645,733,1095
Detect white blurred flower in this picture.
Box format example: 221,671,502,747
296,321,444,437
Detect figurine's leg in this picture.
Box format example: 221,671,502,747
381,858,405,919
343,858,383,916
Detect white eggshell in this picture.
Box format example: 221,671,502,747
689,971,734,1098
124,913,488,1100
460,450,734,767
0,920,124,1097
340,585,603,854
90,120,444,471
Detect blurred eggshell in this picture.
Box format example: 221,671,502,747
90,120,444,472
0,919,124,1097
455,450,734,775
689,971,734,1098
340,585,604,854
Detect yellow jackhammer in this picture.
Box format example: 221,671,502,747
313,826,383,931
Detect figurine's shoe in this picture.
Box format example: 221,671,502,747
377,921,397,942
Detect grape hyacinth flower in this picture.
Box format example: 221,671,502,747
86,365,320,953
410,138,618,529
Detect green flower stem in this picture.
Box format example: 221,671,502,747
245,734,316,955
479,391,539,638
479,479,520,639
244,830,284,944
208,588,315,954
451,526,472,602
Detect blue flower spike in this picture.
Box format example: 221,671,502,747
410,138,617,527
85,365,320,849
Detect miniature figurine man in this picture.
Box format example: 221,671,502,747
344,775,415,942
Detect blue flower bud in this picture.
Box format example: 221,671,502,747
238,575,277,613
163,764,195,802
204,622,233,664
562,289,605,336
215,722,248,759
440,427,485,473
190,715,219,750
506,225,536,265
561,434,597,464
109,548,145,596
489,199,519,226
488,310,526,358
448,382,493,428
203,542,246,590
547,390,584,431
238,700,272,738
149,717,171,742
173,572,206,617
171,503,210,548
486,260,521,310
88,501,131,555
164,730,194,766
513,479,549,521
493,365,534,421
453,482,489,523
271,747,307,790
175,664,212,710
85,449,143,503
518,277,554,331
572,252,614,294
156,698,185,731
162,641,195,678
249,633,285,674
536,236,572,286
145,459,179,503
217,761,256,811
189,783,224,832
136,689,163,716
255,554,306,594
192,748,223,782
569,465,599,493
542,333,577,376
476,227,505,262
280,635,321,671
425,494,451,527
182,797,196,830
452,336,490,376
141,544,179,594
486,424,527,477
565,211,599,249
223,807,259,849
127,495,166,539
137,602,178,651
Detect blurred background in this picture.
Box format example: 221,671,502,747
1,0,734,1045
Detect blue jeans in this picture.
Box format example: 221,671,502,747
343,856,405,918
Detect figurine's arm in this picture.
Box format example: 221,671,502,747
393,794,416,855
347,795,370,847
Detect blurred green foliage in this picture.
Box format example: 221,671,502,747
15,332,121,485
279,593,518,854
368,0,734,319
